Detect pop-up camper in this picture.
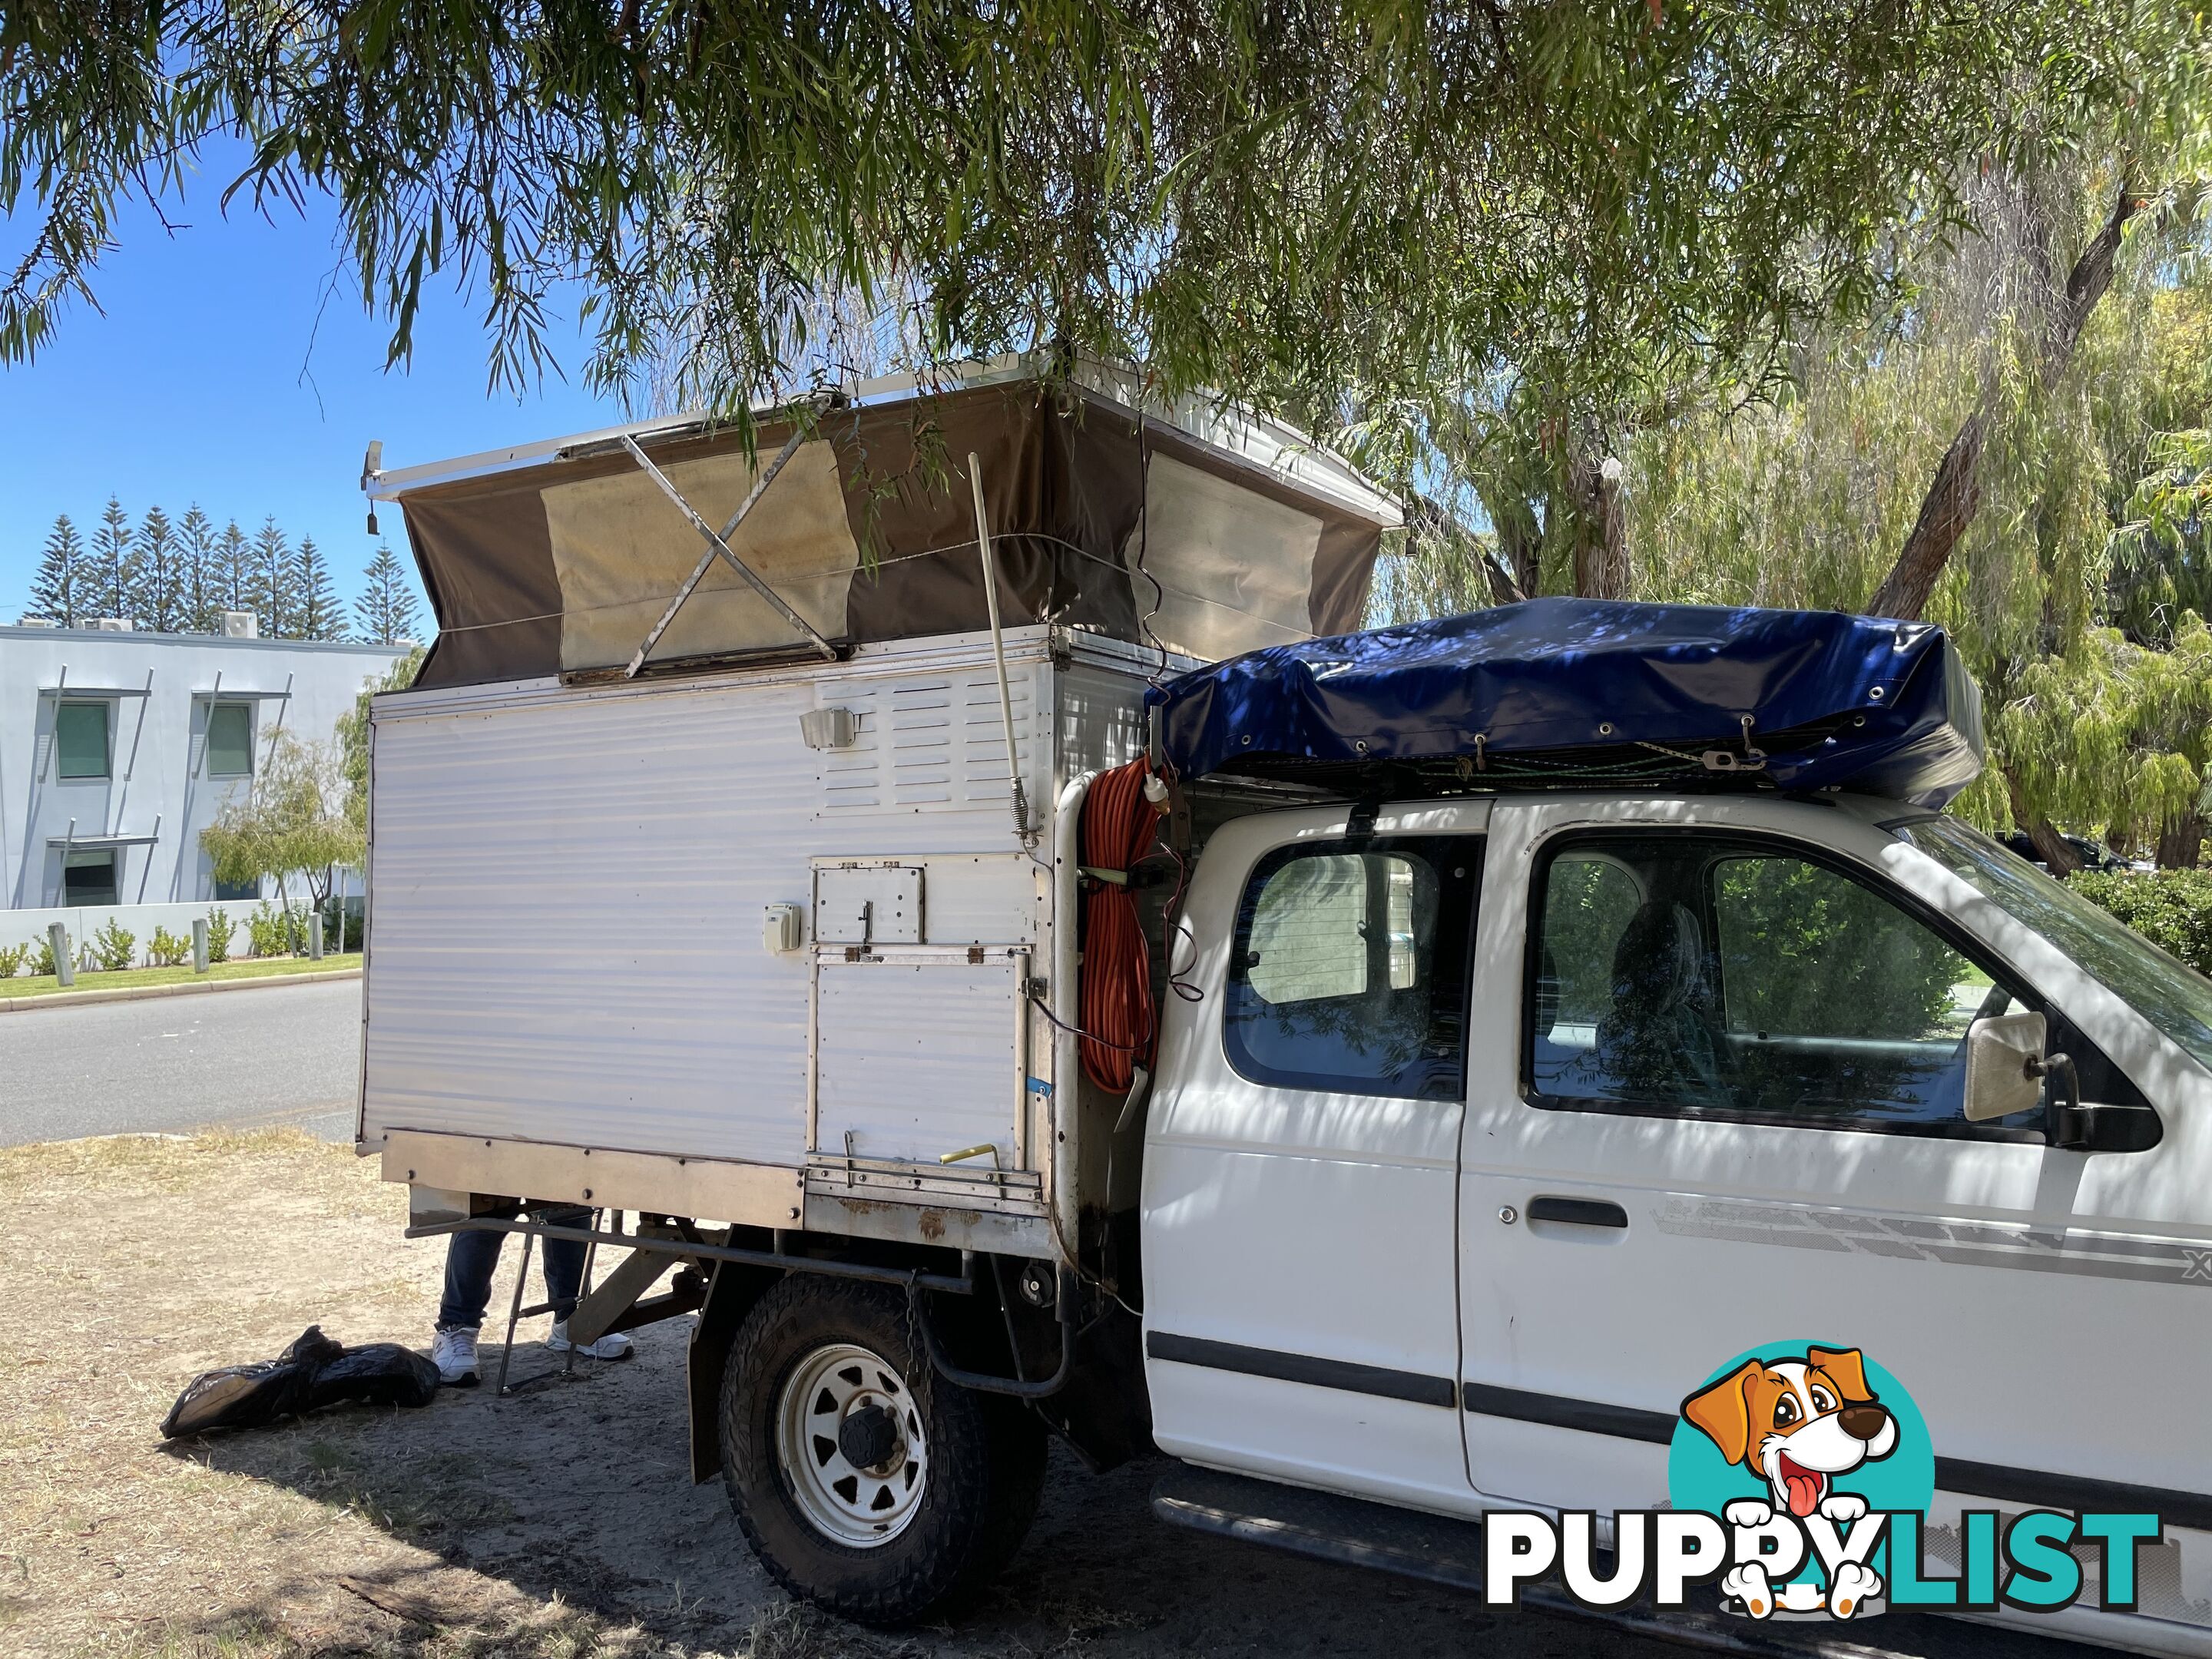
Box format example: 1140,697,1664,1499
360,361,2212,1657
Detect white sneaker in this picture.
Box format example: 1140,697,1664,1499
547,1320,632,1361
431,1326,480,1387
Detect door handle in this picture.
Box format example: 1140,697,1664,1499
1525,1195,1628,1229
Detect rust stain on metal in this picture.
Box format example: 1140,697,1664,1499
918,1210,948,1240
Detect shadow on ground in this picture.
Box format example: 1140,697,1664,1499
167,1321,2119,1659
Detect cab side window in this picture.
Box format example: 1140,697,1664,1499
1225,836,1479,1099
1528,833,2038,1135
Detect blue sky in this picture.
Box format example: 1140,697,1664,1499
0,139,632,630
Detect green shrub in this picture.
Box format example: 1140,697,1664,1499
247,902,299,958
0,942,29,979
148,924,192,967
2065,869,2212,977
89,918,137,972
206,907,235,964
320,900,363,952
34,935,58,977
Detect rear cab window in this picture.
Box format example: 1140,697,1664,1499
1224,836,1481,1099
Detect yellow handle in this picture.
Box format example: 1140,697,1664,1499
939,1143,998,1166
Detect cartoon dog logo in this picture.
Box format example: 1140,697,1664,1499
1681,1346,1898,1618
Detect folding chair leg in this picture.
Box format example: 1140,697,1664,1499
495,1228,538,1397
565,1210,605,1377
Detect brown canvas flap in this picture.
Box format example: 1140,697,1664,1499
396,379,1390,689
544,437,856,671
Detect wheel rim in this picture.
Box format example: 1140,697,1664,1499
776,1341,928,1547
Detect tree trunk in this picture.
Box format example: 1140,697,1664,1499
1866,412,1985,621
1864,180,2139,622
2004,766,2082,876
1482,484,1543,601
1482,549,1524,607
1569,452,1627,600
2157,812,2203,869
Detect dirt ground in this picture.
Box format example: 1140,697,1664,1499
0,1132,2105,1659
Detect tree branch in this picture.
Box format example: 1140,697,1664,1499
1865,178,2140,621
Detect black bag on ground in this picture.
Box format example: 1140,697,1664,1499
161,1325,440,1438
306,1342,442,1412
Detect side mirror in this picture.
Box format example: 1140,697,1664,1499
1965,1011,2157,1151
1964,1012,2047,1122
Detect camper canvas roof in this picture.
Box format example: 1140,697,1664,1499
368,355,1402,690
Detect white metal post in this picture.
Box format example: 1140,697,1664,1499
969,452,1034,845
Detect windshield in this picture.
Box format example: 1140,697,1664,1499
1892,815,2212,1075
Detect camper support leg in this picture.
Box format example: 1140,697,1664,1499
618,429,834,673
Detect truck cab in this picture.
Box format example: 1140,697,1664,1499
1144,786,2212,1654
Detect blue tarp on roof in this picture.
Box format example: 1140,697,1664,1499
1147,598,1985,809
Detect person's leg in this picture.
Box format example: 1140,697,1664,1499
536,1204,591,1321
438,1228,506,1330
539,1206,631,1359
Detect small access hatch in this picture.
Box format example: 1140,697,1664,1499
813,860,925,946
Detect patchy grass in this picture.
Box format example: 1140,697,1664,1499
0,1130,1677,1659
0,955,362,1001
0,1130,806,1659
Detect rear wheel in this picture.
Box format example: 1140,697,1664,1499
720,1277,1045,1624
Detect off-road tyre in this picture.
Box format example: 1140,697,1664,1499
720,1275,1046,1624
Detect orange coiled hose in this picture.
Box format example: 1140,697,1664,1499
1078,758,1161,1092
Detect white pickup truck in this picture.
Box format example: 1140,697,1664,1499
359,376,2212,1657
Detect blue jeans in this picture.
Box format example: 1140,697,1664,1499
437,1206,593,1332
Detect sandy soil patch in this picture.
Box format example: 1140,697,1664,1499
0,1131,2090,1659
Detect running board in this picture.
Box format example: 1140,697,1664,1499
1151,1466,2008,1659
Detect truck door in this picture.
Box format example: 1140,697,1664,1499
1455,798,2212,1609
1144,802,1486,1513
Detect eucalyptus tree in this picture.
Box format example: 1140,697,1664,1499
1622,180,2212,864
0,0,2180,500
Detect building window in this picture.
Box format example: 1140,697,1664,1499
214,874,260,902
205,701,253,777
64,849,118,906
55,700,111,780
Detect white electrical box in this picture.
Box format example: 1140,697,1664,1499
763,902,805,954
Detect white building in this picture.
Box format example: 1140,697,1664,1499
0,618,407,913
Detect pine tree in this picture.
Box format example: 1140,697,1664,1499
90,497,137,621
179,505,218,631
217,520,253,615
250,517,292,637
292,536,341,639
28,514,86,625
132,504,185,631
354,542,422,644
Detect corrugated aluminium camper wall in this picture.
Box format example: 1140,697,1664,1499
360,624,1154,1259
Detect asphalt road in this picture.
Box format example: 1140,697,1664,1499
0,979,362,1147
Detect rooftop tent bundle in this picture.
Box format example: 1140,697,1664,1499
1147,597,1987,810
370,362,1402,690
